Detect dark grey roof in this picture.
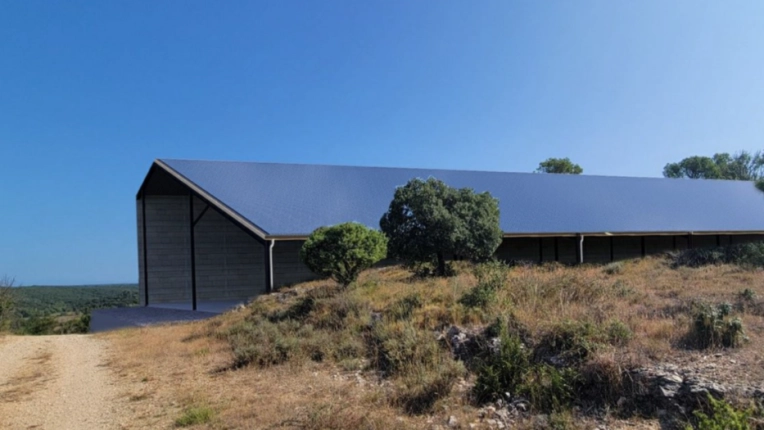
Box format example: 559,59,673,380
157,159,764,238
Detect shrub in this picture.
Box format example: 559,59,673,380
300,222,388,287
472,323,580,412
387,293,423,321
605,320,633,346
472,329,530,404
739,288,756,302
459,261,508,309
370,321,446,375
689,395,753,430
227,319,302,367
175,406,214,427
672,242,764,268
522,364,579,412
369,320,464,414
534,321,603,364
603,262,624,275
392,359,464,414
688,303,746,349
379,177,502,276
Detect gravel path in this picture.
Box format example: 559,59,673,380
0,335,124,430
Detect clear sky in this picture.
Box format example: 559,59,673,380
2,1,764,285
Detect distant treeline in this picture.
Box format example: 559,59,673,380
13,284,139,318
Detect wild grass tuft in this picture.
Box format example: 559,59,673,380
175,406,215,427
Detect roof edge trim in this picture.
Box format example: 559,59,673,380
153,159,271,240
267,230,764,242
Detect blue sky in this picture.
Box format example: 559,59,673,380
2,1,763,285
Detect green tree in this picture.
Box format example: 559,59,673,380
379,177,502,276
300,222,388,287
535,158,583,174
663,151,764,180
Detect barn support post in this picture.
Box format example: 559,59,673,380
641,237,646,257
554,238,559,262
576,234,584,264
189,192,197,311
538,238,543,263
609,236,614,262
672,236,677,251
141,191,149,307
688,233,693,249
264,240,274,293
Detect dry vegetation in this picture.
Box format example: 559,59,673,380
104,256,764,429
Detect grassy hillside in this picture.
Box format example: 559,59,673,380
104,257,764,429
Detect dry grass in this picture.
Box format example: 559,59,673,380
103,257,764,429
0,349,53,403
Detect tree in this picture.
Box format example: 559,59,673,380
535,157,583,175
663,151,764,180
379,177,502,276
0,275,15,332
300,222,388,287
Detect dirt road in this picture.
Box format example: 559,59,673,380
0,335,125,430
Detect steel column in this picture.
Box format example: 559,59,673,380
189,192,197,311
141,191,149,306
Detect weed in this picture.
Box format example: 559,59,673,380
175,406,214,427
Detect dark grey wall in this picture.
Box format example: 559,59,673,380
498,234,764,264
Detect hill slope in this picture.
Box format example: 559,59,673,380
104,258,764,429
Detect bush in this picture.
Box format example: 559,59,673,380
472,324,579,412
300,222,388,287
688,303,746,349
459,261,508,309
603,262,624,275
227,319,302,367
689,395,753,430
392,359,464,414
535,321,604,364
380,177,502,276
387,293,423,321
370,320,464,414
472,329,530,404
672,242,764,268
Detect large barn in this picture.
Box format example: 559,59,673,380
136,159,764,311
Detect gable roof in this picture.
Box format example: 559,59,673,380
147,158,764,240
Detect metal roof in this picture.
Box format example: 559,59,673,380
153,159,764,239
